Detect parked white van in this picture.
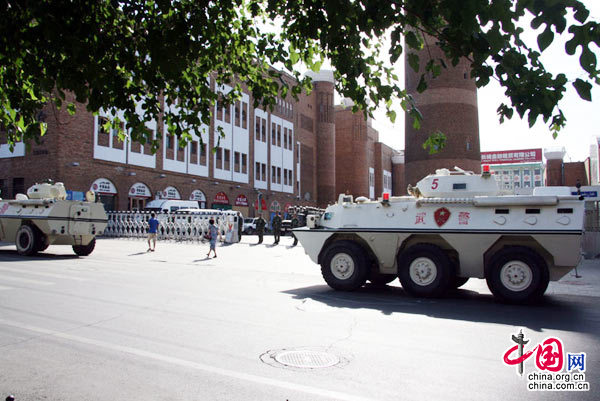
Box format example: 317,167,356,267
144,200,200,213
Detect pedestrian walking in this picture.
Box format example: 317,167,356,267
272,211,282,244
291,213,299,246
255,214,266,244
206,219,218,258
147,213,159,251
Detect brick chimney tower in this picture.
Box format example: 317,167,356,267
309,70,337,206
404,34,481,186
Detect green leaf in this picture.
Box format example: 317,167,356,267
573,79,592,101
537,27,554,52
408,53,419,73
67,103,76,116
386,110,396,123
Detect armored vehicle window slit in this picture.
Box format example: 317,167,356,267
525,209,541,214
453,183,467,190
495,209,509,214
557,208,573,214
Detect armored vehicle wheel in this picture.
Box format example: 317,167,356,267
321,241,369,291
452,277,469,289
398,244,452,297
15,225,38,256
73,238,96,256
35,231,50,252
485,246,549,304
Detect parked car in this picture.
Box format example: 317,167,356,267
243,218,258,234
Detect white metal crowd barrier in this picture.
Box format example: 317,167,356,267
102,210,241,243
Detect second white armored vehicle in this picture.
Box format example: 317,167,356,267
293,168,585,303
0,183,108,256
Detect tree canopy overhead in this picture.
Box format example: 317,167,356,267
1,0,598,151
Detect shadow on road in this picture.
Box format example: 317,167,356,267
283,284,600,335
0,249,79,261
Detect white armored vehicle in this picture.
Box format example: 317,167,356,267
0,182,107,256
293,168,585,303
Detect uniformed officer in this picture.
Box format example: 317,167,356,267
255,214,266,244
272,211,282,244
291,213,299,246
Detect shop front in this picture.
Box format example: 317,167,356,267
128,182,152,210
269,200,281,223
212,191,231,210
90,178,117,211
162,186,181,200
190,189,207,208
233,194,249,218
253,198,267,217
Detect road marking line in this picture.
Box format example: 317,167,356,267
0,266,86,281
0,318,375,401
0,275,53,286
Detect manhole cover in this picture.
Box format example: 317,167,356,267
273,350,340,368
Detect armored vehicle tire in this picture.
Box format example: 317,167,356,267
73,238,96,256
15,225,38,256
35,234,50,253
452,277,469,289
397,244,452,297
485,246,549,304
321,241,369,291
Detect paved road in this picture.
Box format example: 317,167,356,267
0,237,598,401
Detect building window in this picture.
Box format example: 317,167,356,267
283,128,288,149
234,101,240,127
200,143,207,165
261,119,266,142
271,122,276,144
216,147,222,169
167,135,174,150
262,164,266,182
224,149,230,171
242,153,247,174
277,167,281,184
234,151,240,173
224,103,231,123
534,168,541,175
288,170,293,185
277,126,281,147
12,177,24,197
255,117,260,141
191,142,197,155
216,99,223,121
97,116,110,147
284,169,288,186
242,101,247,129
272,166,276,183
256,162,261,180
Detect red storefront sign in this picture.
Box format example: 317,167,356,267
481,149,542,165
235,194,249,206
254,198,267,210
284,202,293,212
213,192,229,204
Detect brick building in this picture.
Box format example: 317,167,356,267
404,34,481,186
544,148,590,186
0,70,405,217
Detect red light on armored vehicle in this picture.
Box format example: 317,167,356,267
383,192,390,201
482,165,490,173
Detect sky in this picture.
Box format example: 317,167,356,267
372,1,600,162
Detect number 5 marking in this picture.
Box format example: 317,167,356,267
431,178,439,190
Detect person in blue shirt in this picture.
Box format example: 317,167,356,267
147,213,159,252
206,219,218,258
